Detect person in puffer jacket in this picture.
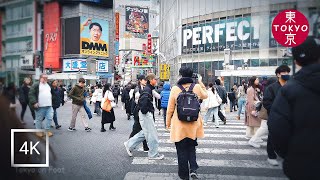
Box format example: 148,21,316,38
160,83,171,128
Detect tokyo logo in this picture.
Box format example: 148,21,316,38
272,10,309,47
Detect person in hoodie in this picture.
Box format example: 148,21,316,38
268,37,320,180
50,80,62,129
203,83,222,128
160,83,170,128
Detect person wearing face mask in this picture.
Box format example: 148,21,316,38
262,64,291,166
268,37,320,179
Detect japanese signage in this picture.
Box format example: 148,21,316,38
132,52,153,67
63,59,108,72
20,54,34,69
160,64,170,80
182,16,259,54
272,10,309,47
80,16,109,57
43,2,61,69
115,12,120,65
125,6,149,38
147,34,152,54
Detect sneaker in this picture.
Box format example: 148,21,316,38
143,150,148,153
190,170,199,179
35,132,44,138
124,141,133,157
68,127,76,132
236,116,240,120
109,127,116,131
101,128,106,132
148,154,164,160
203,123,207,126
215,126,219,128
93,113,97,115
46,131,53,137
255,139,264,143
56,125,61,129
244,136,251,140
248,140,261,148
85,127,92,132
267,158,279,166
20,120,26,125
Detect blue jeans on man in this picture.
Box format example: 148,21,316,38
35,106,53,130
127,111,160,158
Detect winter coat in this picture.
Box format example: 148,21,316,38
215,85,227,104
166,78,208,143
68,85,85,105
228,91,236,102
202,88,221,109
160,83,170,108
268,63,320,180
92,88,103,102
19,85,30,104
51,87,61,109
262,81,281,115
245,87,261,127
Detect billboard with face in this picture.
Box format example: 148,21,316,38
80,16,109,57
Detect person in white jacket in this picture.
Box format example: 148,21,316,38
101,83,116,131
92,84,103,116
203,83,222,128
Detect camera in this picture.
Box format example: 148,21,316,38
192,73,198,79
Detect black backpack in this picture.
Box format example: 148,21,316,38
176,83,200,122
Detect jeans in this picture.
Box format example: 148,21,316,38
220,103,226,117
175,138,199,179
127,111,159,158
21,102,35,120
53,108,59,126
162,108,167,128
83,101,92,119
95,101,101,116
229,100,236,111
204,107,219,126
238,97,246,117
130,116,149,151
35,106,53,130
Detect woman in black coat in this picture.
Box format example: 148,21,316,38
101,83,116,132
19,77,35,123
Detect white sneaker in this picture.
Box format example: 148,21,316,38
255,139,264,143
248,140,261,148
244,136,252,140
124,141,133,157
149,154,164,160
267,158,279,166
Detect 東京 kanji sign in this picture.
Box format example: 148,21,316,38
272,10,309,47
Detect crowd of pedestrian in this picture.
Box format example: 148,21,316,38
1,37,319,180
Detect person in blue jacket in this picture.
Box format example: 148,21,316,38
160,83,170,128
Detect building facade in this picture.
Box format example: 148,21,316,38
159,0,320,90
0,0,114,86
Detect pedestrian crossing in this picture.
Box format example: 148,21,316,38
124,113,287,180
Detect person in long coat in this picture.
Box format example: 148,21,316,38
245,76,262,139
101,83,116,132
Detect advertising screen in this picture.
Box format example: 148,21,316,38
80,16,109,57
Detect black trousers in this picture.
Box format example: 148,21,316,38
20,103,35,120
267,134,277,159
175,138,199,179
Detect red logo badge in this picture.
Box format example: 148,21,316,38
272,10,309,47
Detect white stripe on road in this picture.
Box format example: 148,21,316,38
157,139,267,146
131,157,279,169
157,133,249,139
124,172,286,180
155,121,245,126
155,124,246,129
157,128,245,133
136,146,266,155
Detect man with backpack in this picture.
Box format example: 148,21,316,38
124,73,163,160
160,83,170,128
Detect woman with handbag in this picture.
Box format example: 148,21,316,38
203,83,222,128
101,83,116,132
245,76,262,139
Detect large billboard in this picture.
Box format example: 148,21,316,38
43,2,61,69
80,16,109,57
125,6,149,38
64,17,80,55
